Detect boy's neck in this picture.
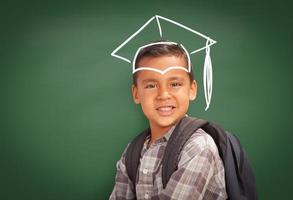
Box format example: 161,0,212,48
148,116,187,145
149,123,175,145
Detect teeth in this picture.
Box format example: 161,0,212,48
158,106,173,111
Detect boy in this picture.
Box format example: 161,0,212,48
109,42,227,199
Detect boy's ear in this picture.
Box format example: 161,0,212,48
132,84,140,104
189,80,197,101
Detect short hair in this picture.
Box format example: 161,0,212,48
133,41,194,85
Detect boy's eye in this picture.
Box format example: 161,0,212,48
170,82,182,88
145,83,157,89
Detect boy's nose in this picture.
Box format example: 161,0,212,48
157,87,171,100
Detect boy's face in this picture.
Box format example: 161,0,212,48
132,55,197,133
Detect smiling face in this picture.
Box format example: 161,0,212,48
132,55,197,136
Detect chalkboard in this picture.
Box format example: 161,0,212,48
1,0,292,199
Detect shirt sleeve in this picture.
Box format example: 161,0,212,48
109,145,136,200
159,129,227,200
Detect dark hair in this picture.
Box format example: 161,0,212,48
133,41,194,85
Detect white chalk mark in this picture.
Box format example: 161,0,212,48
111,16,156,64
134,66,189,75
155,15,162,37
111,15,216,65
179,43,191,72
111,54,131,63
110,15,217,111
132,41,191,74
156,15,209,39
203,40,213,110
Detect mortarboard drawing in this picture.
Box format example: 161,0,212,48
111,15,217,110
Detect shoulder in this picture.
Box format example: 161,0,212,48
185,128,218,152
178,128,220,166
115,143,130,172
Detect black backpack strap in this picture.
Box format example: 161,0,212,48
200,122,228,159
125,128,150,187
161,116,208,188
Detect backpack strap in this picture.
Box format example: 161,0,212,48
125,128,150,188
161,116,208,188
200,121,229,159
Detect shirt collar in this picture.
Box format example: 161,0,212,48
145,115,188,145
164,115,189,140
154,115,189,142
163,125,176,141
144,124,175,148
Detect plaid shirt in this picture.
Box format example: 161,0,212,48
110,126,227,200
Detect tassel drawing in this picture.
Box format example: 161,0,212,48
203,40,213,111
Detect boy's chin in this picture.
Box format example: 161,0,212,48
150,115,183,129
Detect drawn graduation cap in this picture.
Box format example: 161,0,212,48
111,15,217,110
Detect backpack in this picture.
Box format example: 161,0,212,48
125,116,258,200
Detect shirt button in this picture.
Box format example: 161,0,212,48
142,168,148,174
144,193,150,199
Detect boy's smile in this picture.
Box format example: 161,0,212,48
132,55,197,140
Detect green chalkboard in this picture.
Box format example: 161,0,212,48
1,0,292,199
